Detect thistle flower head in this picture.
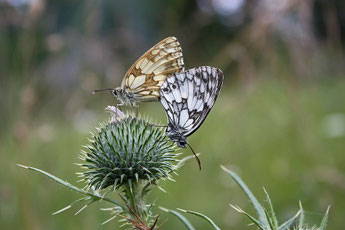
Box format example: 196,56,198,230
79,109,178,191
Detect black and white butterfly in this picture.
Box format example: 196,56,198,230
159,66,224,169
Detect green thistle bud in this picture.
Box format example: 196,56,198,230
20,106,185,229
79,114,178,191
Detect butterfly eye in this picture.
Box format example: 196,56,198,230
112,90,118,96
177,140,186,148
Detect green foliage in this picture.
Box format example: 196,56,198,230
159,207,221,230
222,166,330,230
17,164,125,211
159,207,196,230
19,113,183,230
293,202,330,230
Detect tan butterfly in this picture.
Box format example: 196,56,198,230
93,36,184,113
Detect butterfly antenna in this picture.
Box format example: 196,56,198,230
186,143,201,170
91,88,114,95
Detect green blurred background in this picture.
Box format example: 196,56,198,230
1,0,345,229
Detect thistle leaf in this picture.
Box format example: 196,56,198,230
277,210,300,230
17,164,124,208
263,188,278,229
176,208,221,230
319,206,330,230
298,201,305,228
221,166,269,227
230,204,265,229
159,207,196,230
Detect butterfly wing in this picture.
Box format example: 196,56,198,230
121,36,184,102
160,66,224,138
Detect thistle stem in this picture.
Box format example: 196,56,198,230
124,182,149,226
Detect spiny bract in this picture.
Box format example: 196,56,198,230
79,117,178,190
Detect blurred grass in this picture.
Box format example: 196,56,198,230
2,76,344,229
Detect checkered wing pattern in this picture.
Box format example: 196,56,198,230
160,66,224,138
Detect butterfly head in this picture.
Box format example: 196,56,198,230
166,126,188,148
176,138,187,148
169,134,187,148
111,87,135,105
111,87,122,98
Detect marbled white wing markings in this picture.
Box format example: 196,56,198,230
160,66,224,144
121,36,184,101
92,36,184,111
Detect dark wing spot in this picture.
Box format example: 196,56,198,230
202,72,208,83
172,84,177,89
195,69,202,79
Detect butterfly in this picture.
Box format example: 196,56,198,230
92,36,184,114
159,66,224,169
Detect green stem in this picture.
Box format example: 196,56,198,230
124,181,150,227
125,183,137,212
